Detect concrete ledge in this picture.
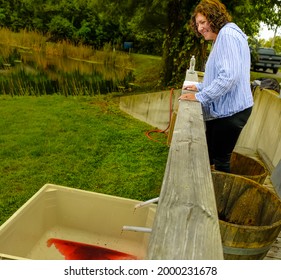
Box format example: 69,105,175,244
120,87,281,168
119,90,181,131
236,88,281,167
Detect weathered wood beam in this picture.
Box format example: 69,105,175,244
147,99,223,260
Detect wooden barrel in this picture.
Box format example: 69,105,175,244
230,151,268,184
212,171,281,260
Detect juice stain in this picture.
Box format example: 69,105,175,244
47,238,137,260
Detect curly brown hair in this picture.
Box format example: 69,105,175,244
190,0,232,37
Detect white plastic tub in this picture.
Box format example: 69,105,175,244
0,184,156,260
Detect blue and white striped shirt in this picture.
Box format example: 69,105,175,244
195,23,254,121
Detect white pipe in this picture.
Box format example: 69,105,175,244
122,226,152,233
134,197,159,209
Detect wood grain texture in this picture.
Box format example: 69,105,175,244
265,233,281,260
212,172,281,260
147,100,223,260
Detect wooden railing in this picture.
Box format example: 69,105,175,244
147,99,223,259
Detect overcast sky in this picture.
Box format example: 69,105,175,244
258,23,280,40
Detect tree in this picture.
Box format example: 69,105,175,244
0,8,6,26
258,4,281,48
263,36,281,53
159,0,281,86
0,0,280,86
48,16,76,41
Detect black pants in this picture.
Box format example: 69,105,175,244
205,107,252,173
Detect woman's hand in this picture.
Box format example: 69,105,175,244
178,93,198,101
179,83,199,101
182,84,198,92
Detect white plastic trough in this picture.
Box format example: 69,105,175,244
0,184,156,260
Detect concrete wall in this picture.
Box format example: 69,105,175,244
236,88,281,167
119,89,181,131
120,87,281,168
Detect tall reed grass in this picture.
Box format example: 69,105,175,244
0,28,134,96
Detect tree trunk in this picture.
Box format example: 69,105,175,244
161,0,209,87
161,0,183,86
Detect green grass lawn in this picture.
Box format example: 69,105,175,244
250,70,281,83
0,94,169,225
130,53,162,90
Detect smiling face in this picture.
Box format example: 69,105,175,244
195,13,218,41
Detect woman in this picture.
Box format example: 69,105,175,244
179,0,253,173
